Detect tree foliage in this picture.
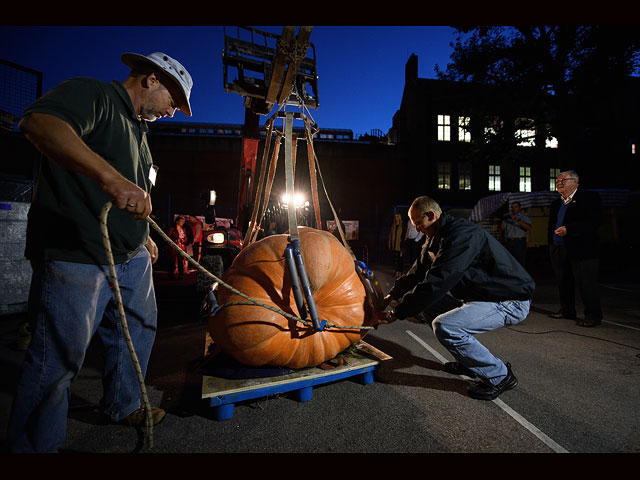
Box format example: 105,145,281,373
435,26,640,164
437,26,640,96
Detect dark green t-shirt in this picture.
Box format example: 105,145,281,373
24,78,154,264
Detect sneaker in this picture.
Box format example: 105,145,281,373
443,361,477,378
120,406,166,427
468,363,518,401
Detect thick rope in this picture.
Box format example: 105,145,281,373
99,202,154,450
98,181,375,442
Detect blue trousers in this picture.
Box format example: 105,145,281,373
7,248,157,453
432,299,530,385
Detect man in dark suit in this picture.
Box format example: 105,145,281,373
547,170,603,327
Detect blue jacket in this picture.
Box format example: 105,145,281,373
390,213,535,319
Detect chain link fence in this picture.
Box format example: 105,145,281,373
1,59,42,131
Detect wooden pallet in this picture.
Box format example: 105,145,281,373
200,333,391,420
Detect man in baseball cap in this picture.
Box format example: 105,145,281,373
122,51,193,117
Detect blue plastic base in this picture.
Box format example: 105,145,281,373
204,364,378,421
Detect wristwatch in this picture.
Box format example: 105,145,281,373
386,310,397,322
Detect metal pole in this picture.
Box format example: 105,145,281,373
284,245,307,319
283,111,324,331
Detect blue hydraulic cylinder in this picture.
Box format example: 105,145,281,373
284,245,307,320
289,238,326,331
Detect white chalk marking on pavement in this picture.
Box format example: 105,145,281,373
603,320,640,331
406,330,448,363
406,329,570,453
491,399,569,453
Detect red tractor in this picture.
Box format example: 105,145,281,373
196,191,244,293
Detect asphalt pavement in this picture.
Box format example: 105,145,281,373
1,256,639,454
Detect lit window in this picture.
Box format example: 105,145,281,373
437,162,451,189
519,166,531,192
549,168,560,191
458,116,471,142
516,129,535,147
438,115,451,141
489,165,501,191
632,143,636,154
458,163,472,190
515,118,535,147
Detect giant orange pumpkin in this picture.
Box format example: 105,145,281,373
208,227,375,369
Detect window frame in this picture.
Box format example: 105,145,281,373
488,165,501,191
437,114,451,142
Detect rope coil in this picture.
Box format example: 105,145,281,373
99,202,155,449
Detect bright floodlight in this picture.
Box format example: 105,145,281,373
282,192,305,208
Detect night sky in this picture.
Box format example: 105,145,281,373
0,25,457,137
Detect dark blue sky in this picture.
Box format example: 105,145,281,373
0,26,458,136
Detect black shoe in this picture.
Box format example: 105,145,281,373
576,318,602,328
443,361,477,378
467,363,518,401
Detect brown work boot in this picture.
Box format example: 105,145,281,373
120,406,166,427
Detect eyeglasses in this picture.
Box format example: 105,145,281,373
555,178,575,184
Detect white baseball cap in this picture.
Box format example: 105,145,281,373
121,52,193,116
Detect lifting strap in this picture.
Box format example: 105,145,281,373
241,103,385,317
304,119,352,255
302,110,385,314
245,130,282,246
243,116,274,246
257,133,282,242
305,117,322,230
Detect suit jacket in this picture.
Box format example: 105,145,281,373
547,189,602,259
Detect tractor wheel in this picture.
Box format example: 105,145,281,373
197,254,224,293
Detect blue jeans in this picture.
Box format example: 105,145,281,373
7,248,157,453
432,299,530,385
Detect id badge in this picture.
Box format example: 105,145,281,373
149,165,159,186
